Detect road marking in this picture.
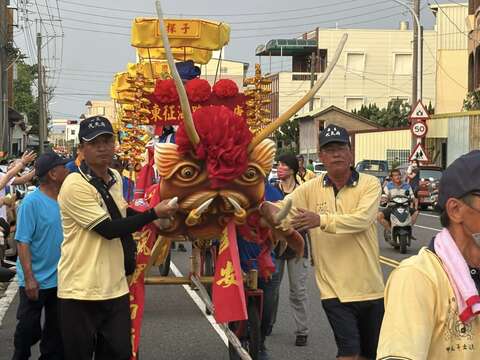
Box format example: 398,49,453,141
419,212,440,219
415,224,441,232
379,256,399,268
170,262,228,347
0,276,18,326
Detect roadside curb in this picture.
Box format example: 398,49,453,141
0,276,18,327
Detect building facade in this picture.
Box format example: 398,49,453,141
468,0,480,91
431,3,468,113
258,26,436,119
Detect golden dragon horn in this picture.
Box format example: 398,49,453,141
248,33,348,152
155,0,200,145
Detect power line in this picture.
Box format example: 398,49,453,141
36,0,394,26
36,1,401,32
55,0,386,17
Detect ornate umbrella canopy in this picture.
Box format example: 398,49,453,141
131,18,230,51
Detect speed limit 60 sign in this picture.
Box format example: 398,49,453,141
411,121,428,138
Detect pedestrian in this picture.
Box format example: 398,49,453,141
0,151,37,223
12,151,70,360
111,157,135,202
237,180,284,360
261,124,385,359
296,155,316,183
57,116,178,360
406,159,420,195
377,150,480,359
269,153,310,346
306,159,314,172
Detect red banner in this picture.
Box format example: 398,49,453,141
147,93,248,126
128,223,157,360
212,221,248,323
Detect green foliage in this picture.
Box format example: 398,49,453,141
352,99,412,128
273,116,299,153
13,61,39,134
463,91,480,111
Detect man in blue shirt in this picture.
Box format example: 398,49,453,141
13,152,69,360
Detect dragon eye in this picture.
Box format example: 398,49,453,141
241,166,260,183
176,165,199,182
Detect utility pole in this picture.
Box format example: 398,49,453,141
0,0,9,153
37,31,45,154
309,27,320,112
412,0,420,105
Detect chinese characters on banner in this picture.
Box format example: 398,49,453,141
148,93,248,126
164,20,200,38
212,221,248,323
128,223,157,360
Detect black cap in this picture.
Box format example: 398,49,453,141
35,152,69,177
79,116,114,142
319,124,350,148
438,150,480,209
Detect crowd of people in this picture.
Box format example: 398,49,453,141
1,116,480,360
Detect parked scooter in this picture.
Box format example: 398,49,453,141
383,194,412,254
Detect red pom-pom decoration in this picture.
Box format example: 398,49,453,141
176,105,253,188
154,79,178,104
212,79,239,98
185,78,211,103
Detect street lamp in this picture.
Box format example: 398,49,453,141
390,0,422,101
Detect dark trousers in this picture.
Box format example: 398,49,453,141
58,294,131,360
258,270,281,342
12,287,64,360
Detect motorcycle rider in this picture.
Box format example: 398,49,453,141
377,168,419,239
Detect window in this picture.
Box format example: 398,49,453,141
346,52,365,73
393,53,412,75
386,149,410,168
70,129,76,136
345,97,364,111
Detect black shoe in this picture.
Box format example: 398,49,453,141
178,243,187,252
264,325,273,336
259,349,270,360
295,335,308,347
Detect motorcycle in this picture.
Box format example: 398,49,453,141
383,194,412,254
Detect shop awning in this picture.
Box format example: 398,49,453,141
255,39,317,56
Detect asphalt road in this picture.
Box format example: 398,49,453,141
0,211,442,360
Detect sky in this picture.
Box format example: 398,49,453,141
10,0,448,121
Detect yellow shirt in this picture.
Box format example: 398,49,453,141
57,170,129,300
284,172,384,302
377,247,480,360
296,169,316,184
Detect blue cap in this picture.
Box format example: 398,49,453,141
438,150,480,209
35,152,69,177
319,124,350,148
79,116,114,142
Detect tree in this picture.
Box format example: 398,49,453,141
273,116,299,155
352,99,411,128
463,91,480,111
13,61,39,135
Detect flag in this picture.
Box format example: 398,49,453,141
212,221,248,323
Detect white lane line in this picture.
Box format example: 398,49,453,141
0,276,18,326
415,224,441,232
419,212,440,219
169,262,228,347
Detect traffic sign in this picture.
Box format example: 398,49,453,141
409,142,430,162
411,120,428,138
409,100,430,121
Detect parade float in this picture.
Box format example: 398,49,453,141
109,2,347,359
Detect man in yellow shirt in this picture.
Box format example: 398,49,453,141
57,116,178,360
262,124,384,360
377,150,480,360
296,154,316,183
